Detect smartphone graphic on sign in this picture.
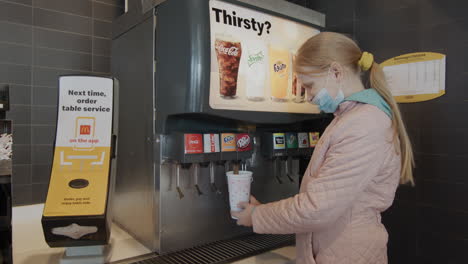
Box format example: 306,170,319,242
74,117,96,150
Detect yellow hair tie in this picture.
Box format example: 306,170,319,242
358,51,374,71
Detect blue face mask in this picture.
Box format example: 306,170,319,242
312,87,345,113
309,71,344,113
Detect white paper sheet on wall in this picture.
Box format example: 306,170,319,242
381,52,446,103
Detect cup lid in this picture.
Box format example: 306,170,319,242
226,170,253,177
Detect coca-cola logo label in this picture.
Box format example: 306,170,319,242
237,135,250,149
274,62,287,73
216,45,239,56
184,134,203,154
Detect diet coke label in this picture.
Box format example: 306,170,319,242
184,134,203,154
203,134,220,153
216,45,240,56
236,134,251,152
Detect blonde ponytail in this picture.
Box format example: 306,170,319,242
294,32,415,185
369,62,415,185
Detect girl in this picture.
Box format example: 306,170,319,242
232,32,414,264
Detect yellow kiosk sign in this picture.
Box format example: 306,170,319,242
43,76,114,217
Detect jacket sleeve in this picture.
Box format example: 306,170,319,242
252,111,392,234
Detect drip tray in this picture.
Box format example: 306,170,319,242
119,234,295,264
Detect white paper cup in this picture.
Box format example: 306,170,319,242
226,170,253,219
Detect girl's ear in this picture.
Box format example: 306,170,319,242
330,62,344,81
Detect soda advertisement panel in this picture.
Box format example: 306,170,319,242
209,0,320,113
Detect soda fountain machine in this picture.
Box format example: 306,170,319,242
0,85,11,264
112,0,330,255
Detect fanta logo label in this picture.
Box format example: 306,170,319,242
274,62,286,73
224,136,234,143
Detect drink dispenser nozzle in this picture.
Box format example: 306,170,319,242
175,163,184,199
241,161,247,171
210,161,221,194
192,163,203,196
232,161,240,174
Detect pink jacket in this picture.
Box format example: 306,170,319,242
252,101,401,264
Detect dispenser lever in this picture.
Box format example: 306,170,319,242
285,158,294,183
274,159,283,184
176,187,185,199
210,162,221,194
211,182,218,193
276,175,283,184
176,163,184,199
195,185,203,196
193,163,203,196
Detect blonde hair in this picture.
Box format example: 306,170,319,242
294,32,414,185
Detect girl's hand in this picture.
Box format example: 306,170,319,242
231,196,262,227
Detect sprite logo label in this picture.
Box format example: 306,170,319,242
247,51,264,67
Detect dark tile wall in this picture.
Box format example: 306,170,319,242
355,1,468,263
288,0,356,37
290,0,468,263
0,0,124,205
